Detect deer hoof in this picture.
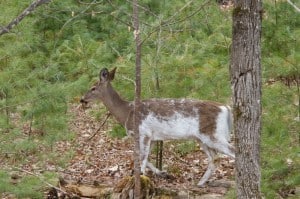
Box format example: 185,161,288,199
197,181,208,188
156,170,168,177
157,171,175,180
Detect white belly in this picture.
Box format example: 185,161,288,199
139,112,200,141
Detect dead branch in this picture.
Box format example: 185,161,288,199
87,112,111,141
0,0,52,36
77,0,103,5
287,0,300,13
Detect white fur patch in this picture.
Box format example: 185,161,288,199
139,112,199,141
214,106,234,157
215,106,231,142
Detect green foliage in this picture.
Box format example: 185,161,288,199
175,141,197,156
261,82,300,198
109,124,127,139
0,170,58,198
262,1,300,79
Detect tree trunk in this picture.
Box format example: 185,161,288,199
133,0,141,198
230,0,262,198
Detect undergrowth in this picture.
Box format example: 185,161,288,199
260,83,300,198
0,170,58,198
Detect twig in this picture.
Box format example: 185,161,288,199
77,0,103,5
0,0,51,36
161,0,211,27
59,0,97,34
107,0,135,29
125,0,159,18
161,0,195,26
87,112,111,140
120,75,136,86
287,0,300,13
139,0,211,45
13,167,68,195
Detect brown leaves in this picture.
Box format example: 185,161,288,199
64,184,112,198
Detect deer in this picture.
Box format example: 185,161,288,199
80,67,235,187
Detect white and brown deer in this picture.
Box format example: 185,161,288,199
80,67,235,187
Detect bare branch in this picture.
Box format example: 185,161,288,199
77,0,103,5
139,0,210,46
287,0,300,13
161,0,195,25
59,0,97,34
87,112,111,141
161,0,211,27
0,0,52,36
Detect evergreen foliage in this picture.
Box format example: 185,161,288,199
0,0,299,197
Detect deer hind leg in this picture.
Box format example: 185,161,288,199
210,140,235,158
198,145,217,187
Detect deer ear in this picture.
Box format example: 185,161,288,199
99,68,109,82
109,67,117,81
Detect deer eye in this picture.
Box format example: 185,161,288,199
91,87,96,91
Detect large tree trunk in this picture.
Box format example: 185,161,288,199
230,0,262,198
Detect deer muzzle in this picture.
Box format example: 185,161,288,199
80,98,87,104
80,97,89,109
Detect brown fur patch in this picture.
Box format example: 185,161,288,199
197,102,221,136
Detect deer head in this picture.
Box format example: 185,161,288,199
80,67,117,106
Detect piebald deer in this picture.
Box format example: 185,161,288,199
80,67,235,187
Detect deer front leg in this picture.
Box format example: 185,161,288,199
140,136,168,176
145,142,168,176
140,136,151,174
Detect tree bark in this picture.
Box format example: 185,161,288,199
0,0,51,36
133,0,141,198
230,0,262,198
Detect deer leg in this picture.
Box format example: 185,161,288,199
140,136,152,174
222,142,235,158
209,140,235,158
138,142,166,177
143,142,166,175
146,162,162,174
198,145,216,187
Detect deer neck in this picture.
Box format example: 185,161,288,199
101,84,132,126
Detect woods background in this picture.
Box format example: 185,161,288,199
0,0,299,198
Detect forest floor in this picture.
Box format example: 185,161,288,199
57,104,235,198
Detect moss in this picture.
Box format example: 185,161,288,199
114,175,155,198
